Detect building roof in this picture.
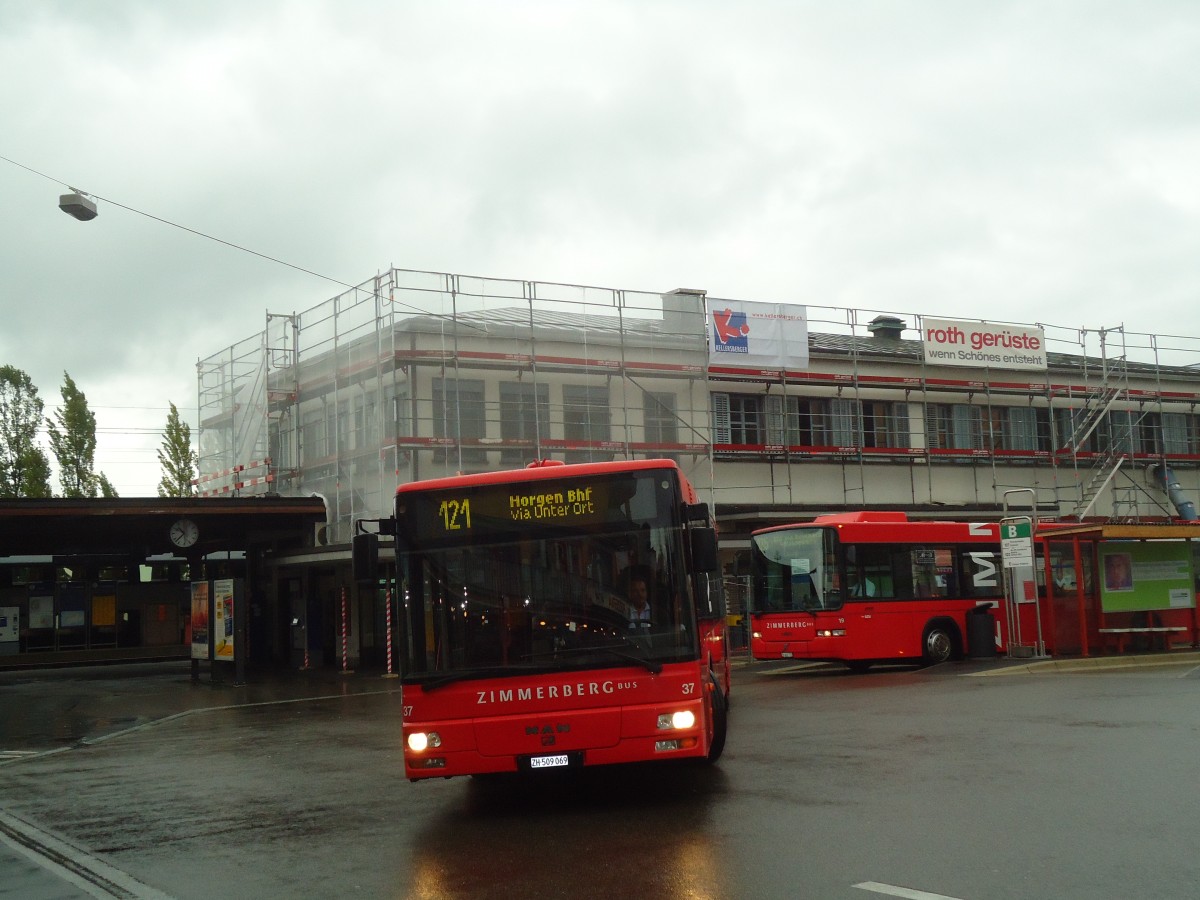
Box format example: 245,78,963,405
0,497,328,558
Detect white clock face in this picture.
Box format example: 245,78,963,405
170,518,199,548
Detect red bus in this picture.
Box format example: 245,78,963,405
365,459,728,780
749,511,1024,670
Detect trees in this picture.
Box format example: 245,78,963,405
157,402,197,497
46,372,117,498
0,365,52,498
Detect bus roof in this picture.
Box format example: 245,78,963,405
752,511,1082,543
395,458,684,496
752,514,1000,543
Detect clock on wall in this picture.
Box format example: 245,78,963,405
169,518,199,549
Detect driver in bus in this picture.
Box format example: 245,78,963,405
627,571,653,628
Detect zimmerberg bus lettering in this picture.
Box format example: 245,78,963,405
509,487,595,521
476,678,634,705
764,620,812,629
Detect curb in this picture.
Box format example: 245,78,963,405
968,650,1200,676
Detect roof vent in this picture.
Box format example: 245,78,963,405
866,315,907,340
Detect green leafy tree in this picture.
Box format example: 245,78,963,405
0,365,53,498
21,447,53,498
157,402,197,497
46,372,117,498
97,472,119,499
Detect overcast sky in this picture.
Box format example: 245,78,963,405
3,1,1199,495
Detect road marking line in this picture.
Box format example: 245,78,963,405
854,881,965,900
0,809,171,899
78,688,400,746
757,662,828,675
0,747,72,767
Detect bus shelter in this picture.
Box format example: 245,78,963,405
1038,522,1200,658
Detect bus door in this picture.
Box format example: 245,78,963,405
844,545,916,660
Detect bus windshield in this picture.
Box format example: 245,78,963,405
396,469,697,683
752,527,840,612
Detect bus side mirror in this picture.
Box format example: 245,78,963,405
691,527,718,573
353,532,379,582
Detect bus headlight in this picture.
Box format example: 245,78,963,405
657,710,695,730
407,731,441,752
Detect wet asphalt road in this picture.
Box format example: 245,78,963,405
2,655,1200,899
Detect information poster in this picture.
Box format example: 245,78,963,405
29,595,54,630
1100,542,1195,613
0,607,18,644
91,594,117,627
213,578,235,661
190,581,210,660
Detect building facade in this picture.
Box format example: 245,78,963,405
197,267,1200,577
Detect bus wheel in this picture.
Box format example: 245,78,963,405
706,676,728,763
922,623,955,666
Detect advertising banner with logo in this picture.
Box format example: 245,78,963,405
190,581,210,660
706,299,808,370
922,317,1047,371
213,578,235,661
1099,542,1195,613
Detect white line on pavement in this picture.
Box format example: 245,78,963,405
854,881,966,900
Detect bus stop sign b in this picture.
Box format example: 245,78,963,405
1000,518,1034,569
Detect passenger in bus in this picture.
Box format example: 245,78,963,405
848,573,877,597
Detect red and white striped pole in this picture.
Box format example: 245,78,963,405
340,585,354,675
383,586,398,679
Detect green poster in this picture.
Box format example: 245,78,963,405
1099,542,1195,613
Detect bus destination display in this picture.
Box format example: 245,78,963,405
410,479,619,538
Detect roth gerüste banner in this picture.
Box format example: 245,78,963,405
922,317,1047,371
706,300,809,369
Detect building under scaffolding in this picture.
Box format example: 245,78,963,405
197,267,1200,558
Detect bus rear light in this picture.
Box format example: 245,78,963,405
751,631,762,640
407,731,441,752
657,711,696,730
816,629,846,637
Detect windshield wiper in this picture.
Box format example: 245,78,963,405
412,665,544,693
525,643,663,675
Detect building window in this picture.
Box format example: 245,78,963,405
766,396,832,445
644,392,678,444
1055,407,1098,453
269,421,294,469
926,403,983,451
982,406,1044,452
1161,412,1194,454
563,384,612,462
766,396,908,449
644,391,679,462
433,378,487,463
387,386,411,440
500,382,550,463
351,392,379,453
301,409,328,463
1103,410,1139,456
712,393,764,444
860,400,910,449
